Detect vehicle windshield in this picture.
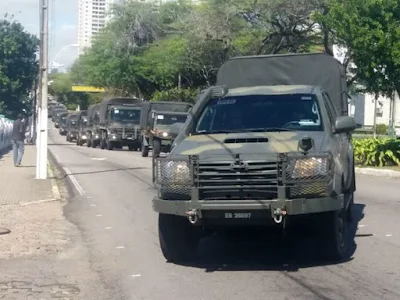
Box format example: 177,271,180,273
110,108,140,123
155,114,188,126
195,94,323,134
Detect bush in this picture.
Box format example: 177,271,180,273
353,138,400,167
375,124,388,135
151,88,199,103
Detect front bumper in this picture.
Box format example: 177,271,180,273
153,196,344,218
153,152,341,222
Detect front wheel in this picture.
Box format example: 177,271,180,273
153,139,161,158
158,214,200,263
141,142,149,157
316,208,350,262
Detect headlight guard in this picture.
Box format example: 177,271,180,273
282,152,333,183
155,158,192,199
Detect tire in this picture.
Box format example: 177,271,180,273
141,142,149,157
316,208,349,262
76,137,80,146
128,145,134,151
100,138,106,150
158,213,199,263
87,138,92,148
153,139,161,158
106,141,114,150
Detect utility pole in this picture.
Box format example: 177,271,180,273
36,0,48,179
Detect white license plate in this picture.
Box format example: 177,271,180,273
224,213,252,219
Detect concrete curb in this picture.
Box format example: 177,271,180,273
47,162,61,200
47,147,80,199
355,167,400,178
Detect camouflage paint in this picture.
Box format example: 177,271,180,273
172,131,327,158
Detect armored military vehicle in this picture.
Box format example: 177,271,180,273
98,97,143,150
51,105,67,122
140,101,192,158
65,113,79,142
58,112,68,135
76,110,88,146
86,104,101,148
153,53,357,263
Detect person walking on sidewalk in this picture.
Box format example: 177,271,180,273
11,113,27,167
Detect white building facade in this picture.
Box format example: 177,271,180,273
78,0,124,55
332,45,399,133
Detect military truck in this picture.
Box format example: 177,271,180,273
86,104,101,148
54,109,67,128
65,113,79,142
98,97,143,150
76,110,88,146
140,101,192,158
152,53,357,263
51,105,67,122
58,112,68,135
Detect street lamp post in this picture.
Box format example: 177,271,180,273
36,0,49,179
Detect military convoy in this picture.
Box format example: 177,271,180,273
50,52,357,265
152,52,357,263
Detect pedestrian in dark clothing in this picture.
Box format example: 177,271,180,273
11,113,27,167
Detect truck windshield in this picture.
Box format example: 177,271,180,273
111,108,140,123
155,114,187,125
195,94,323,134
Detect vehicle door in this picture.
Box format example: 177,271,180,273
322,91,352,188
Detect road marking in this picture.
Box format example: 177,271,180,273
90,204,96,207
96,214,102,217
386,234,392,237
358,224,366,228
131,274,141,277
105,227,112,230
86,196,92,199
63,167,85,196
116,246,125,249
91,157,106,161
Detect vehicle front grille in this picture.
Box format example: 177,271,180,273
194,160,279,200
114,127,140,138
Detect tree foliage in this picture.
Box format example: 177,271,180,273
60,0,400,105
0,18,38,118
318,0,400,96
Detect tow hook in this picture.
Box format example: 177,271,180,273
186,209,199,224
273,208,287,224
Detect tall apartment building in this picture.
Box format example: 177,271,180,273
78,0,124,55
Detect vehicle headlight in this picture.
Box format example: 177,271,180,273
287,157,329,180
82,135,87,139
162,132,168,137
161,161,190,183
158,160,192,200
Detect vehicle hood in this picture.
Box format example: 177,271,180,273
154,124,171,133
109,122,140,129
171,131,328,159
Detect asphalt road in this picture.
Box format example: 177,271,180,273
48,127,400,300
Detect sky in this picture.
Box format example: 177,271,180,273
1,0,79,71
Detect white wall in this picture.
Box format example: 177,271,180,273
350,93,400,127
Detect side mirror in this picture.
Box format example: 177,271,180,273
333,116,356,134
170,123,184,136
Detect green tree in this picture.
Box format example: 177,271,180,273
0,18,38,118
319,0,400,95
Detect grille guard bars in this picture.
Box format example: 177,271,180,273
154,152,334,201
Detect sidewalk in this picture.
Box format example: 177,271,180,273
0,145,83,299
0,145,55,206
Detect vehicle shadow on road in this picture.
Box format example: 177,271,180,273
178,203,365,273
